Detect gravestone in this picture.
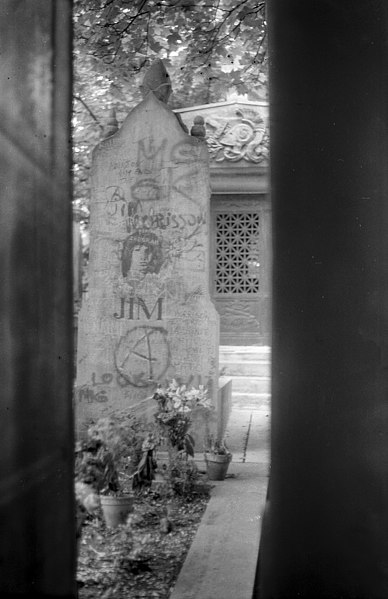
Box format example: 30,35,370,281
75,60,219,435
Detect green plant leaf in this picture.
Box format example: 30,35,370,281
185,435,195,458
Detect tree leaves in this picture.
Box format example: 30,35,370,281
73,0,268,238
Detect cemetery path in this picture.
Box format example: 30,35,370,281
169,405,270,599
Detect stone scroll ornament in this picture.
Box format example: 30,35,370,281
75,59,219,432
205,108,269,163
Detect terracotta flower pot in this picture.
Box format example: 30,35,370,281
100,494,134,528
204,452,232,481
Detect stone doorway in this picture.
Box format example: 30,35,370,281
211,194,271,346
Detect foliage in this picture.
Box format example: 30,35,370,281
106,517,153,575
153,380,211,454
75,437,119,494
75,385,212,499
153,380,212,495
77,410,151,495
166,452,201,496
73,0,267,249
132,432,158,490
204,434,231,456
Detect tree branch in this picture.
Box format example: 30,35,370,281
74,95,104,130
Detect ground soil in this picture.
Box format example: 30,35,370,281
77,489,209,599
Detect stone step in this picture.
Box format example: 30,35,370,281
219,345,271,364
220,359,270,377
220,351,271,362
220,345,271,353
229,375,271,394
232,392,271,410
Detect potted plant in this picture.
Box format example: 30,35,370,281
79,410,149,527
153,380,212,496
204,435,232,481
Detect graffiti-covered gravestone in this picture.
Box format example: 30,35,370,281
76,60,219,433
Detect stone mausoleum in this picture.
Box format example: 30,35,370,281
177,99,270,347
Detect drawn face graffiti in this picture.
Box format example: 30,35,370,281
122,230,163,280
131,244,153,276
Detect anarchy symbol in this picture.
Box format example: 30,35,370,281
114,326,170,388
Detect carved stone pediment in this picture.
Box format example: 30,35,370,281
206,108,268,163
176,100,269,166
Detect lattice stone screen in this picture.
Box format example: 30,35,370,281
215,212,260,294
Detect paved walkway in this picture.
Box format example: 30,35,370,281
169,403,270,599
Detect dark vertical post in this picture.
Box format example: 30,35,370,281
259,2,388,597
0,1,75,596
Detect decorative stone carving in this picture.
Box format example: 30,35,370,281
190,115,206,139
205,107,269,163
214,211,261,295
218,300,260,332
104,108,119,139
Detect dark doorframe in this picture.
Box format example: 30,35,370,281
0,2,75,596
257,2,388,597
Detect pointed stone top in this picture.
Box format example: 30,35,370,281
140,58,172,103
104,107,119,139
190,115,206,139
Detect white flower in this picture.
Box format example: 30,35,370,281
169,379,180,392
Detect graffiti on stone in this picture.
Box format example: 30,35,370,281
183,285,204,304
75,385,109,404
105,185,142,223
121,229,164,280
161,236,203,272
117,229,205,287
109,157,133,180
126,208,206,233
170,140,206,164
114,326,170,387
114,272,164,301
131,178,161,202
75,371,131,402
137,137,167,172
91,372,114,385
113,273,187,314
113,296,164,321
101,182,206,272
170,171,205,208
105,186,126,217
112,270,208,323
